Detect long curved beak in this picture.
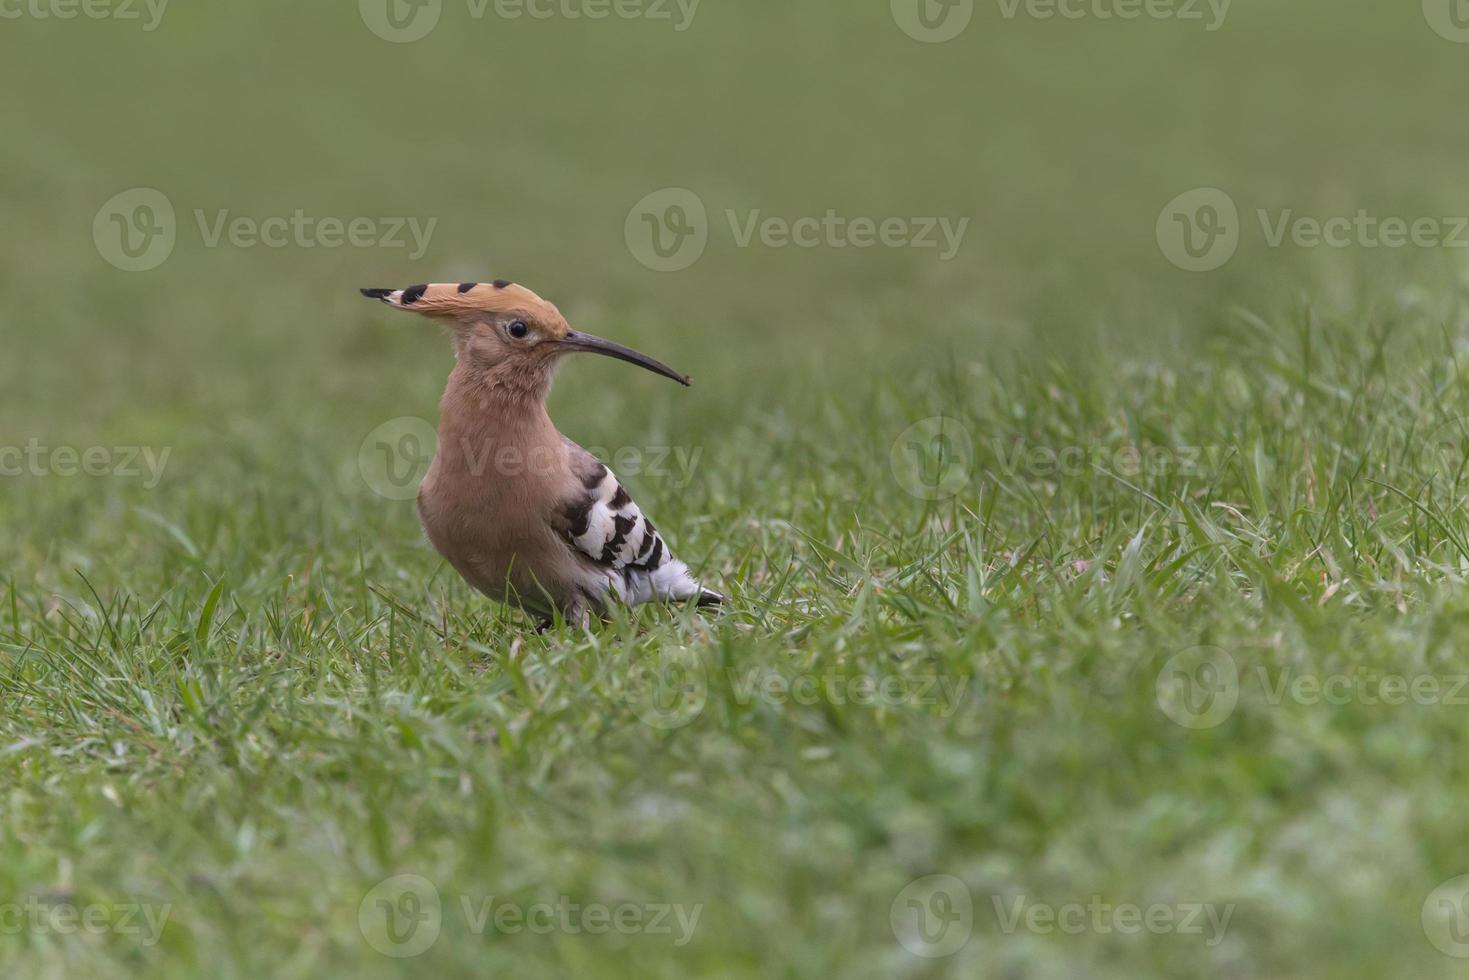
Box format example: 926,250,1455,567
558,330,691,386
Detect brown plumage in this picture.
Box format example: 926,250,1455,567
361,281,724,627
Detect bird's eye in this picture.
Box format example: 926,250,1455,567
507,320,530,339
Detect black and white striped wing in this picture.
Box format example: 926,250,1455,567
561,453,717,607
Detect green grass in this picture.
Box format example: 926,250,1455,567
7,1,1469,976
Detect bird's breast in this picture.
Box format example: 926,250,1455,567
415,434,580,605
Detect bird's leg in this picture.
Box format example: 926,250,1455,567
565,600,591,631
537,602,591,634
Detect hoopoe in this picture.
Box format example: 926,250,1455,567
361,280,724,627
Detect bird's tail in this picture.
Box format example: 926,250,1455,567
696,588,726,608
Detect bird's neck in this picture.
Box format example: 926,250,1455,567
437,362,559,466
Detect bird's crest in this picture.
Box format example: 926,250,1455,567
360,281,566,332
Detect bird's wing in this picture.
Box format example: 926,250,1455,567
558,440,721,607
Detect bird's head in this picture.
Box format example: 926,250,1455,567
360,281,689,395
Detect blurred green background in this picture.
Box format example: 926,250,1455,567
7,1,1469,977
7,0,1469,449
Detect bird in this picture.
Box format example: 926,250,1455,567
360,280,724,628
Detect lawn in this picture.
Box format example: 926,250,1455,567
5,1,1469,976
